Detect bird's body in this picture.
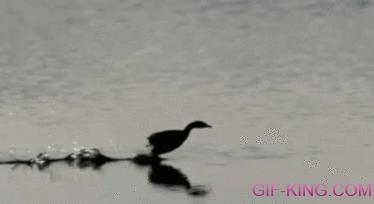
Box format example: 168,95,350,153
148,130,189,155
147,121,211,156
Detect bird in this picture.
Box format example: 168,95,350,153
147,121,212,156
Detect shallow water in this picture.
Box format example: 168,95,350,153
1,0,374,203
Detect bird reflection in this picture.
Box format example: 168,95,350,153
130,153,209,196
0,148,210,197
148,162,209,196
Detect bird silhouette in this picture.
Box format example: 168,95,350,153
147,121,212,156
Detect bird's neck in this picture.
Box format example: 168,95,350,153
183,124,195,135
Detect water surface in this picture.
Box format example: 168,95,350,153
1,0,374,203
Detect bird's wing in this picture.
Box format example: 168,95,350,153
147,130,180,146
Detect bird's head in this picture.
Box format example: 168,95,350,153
186,120,212,130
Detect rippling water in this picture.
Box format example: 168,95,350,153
1,0,374,203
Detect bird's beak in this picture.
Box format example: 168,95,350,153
207,125,212,128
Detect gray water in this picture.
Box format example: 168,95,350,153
1,0,374,203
